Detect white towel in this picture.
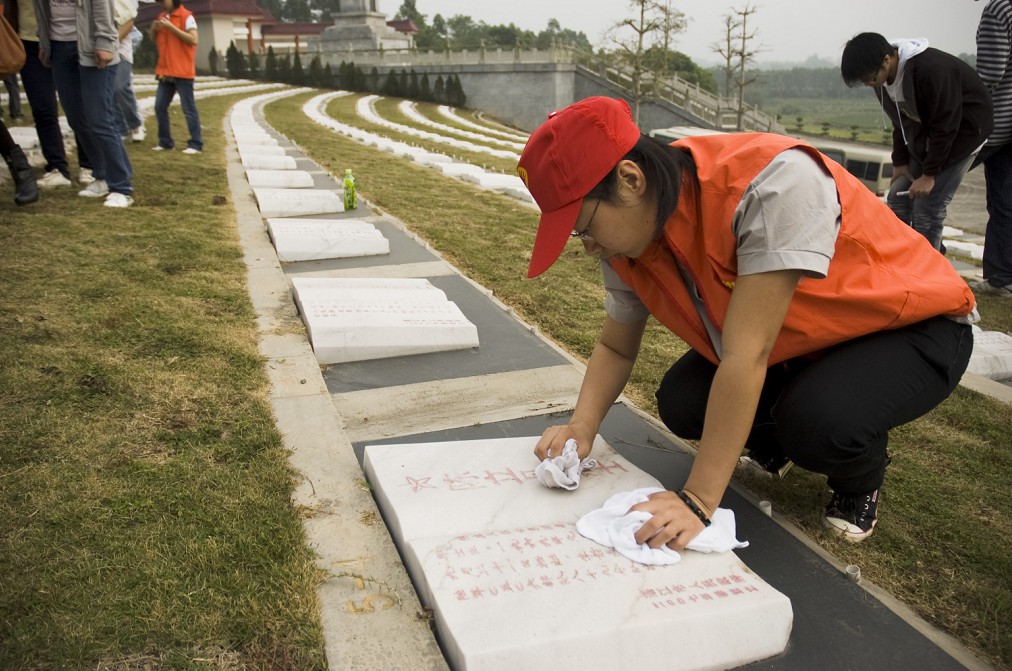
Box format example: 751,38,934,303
576,487,749,566
535,438,597,490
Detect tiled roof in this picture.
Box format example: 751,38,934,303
261,22,328,36
385,18,417,34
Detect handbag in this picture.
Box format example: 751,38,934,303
0,11,26,77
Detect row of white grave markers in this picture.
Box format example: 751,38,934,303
232,91,479,365
302,92,534,204
436,105,530,143
363,436,794,671
398,100,526,151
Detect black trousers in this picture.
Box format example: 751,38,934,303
655,317,973,494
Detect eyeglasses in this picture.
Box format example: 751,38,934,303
863,59,887,85
570,199,601,241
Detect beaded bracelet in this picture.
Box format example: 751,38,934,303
675,489,712,527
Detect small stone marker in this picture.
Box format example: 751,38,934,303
253,188,344,217
291,277,480,364
242,154,298,170
266,218,389,261
363,436,793,671
246,169,315,189
967,328,1012,381
238,144,288,157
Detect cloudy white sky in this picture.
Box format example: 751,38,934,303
392,1,985,65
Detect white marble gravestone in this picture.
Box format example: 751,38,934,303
290,277,480,364
435,163,487,179
461,173,527,193
363,437,793,671
246,169,315,189
242,155,297,170
238,144,288,157
233,133,279,146
967,327,1012,381
266,218,389,261
253,188,344,217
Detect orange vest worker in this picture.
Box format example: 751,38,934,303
154,4,196,79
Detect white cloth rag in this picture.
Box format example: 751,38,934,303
576,487,749,566
535,438,598,490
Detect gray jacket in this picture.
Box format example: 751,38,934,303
32,0,120,67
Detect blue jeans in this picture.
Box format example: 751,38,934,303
980,142,1012,287
886,151,978,251
154,77,202,150
48,41,132,195
3,75,20,117
18,40,69,176
113,59,142,135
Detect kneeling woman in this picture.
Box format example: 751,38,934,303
520,97,975,545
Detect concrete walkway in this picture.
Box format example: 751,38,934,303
226,96,998,670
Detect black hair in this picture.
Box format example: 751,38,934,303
586,134,697,232
171,0,182,8
840,32,895,87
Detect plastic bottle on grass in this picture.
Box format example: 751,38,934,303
343,169,357,210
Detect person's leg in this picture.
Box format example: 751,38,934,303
79,64,132,196
112,59,131,136
655,349,795,474
120,61,142,134
18,40,70,178
980,142,1012,289
154,79,176,149
48,41,105,183
1,118,38,205
175,78,202,150
910,152,977,251
886,172,913,225
4,75,22,118
774,317,972,494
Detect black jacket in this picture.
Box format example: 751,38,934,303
876,47,993,175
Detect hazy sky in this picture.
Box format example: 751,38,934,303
393,1,986,65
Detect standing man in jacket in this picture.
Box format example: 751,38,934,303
841,33,992,252
972,0,1012,297
151,0,201,154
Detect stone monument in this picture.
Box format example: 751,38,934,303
318,0,413,55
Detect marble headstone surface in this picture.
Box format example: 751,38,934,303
967,328,1012,381
364,437,793,671
253,188,344,217
242,154,298,170
246,169,316,189
291,277,480,364
266,218,389,261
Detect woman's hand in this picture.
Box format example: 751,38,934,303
629,490,705,551
534,422,595,461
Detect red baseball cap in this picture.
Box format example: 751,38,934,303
517,97,641,278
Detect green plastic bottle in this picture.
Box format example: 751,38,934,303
343,168,357,210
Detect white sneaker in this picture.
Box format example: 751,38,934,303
182,147,201,155
131,125,146,142
103,192,133,208
152,145,171,151
37,170,72,188
78,180,109,198
78,168,95,185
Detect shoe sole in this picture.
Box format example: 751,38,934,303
822,515,876,543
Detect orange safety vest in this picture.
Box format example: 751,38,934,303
154,5,196,79
609,133,975,366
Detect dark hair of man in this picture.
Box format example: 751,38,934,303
841,32,896,87
586,134,697,233
172,0,182,8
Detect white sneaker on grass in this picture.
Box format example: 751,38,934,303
78,168,95,185
37,170,72,188
131,125,146,142
103,192,133,208
182,147,201,155
78,180,109,198
152,145,171,151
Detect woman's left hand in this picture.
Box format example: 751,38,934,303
629,490,705,551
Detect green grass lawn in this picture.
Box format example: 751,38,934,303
267,90,1012,671
1,84,1009,670
0,92,326,670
